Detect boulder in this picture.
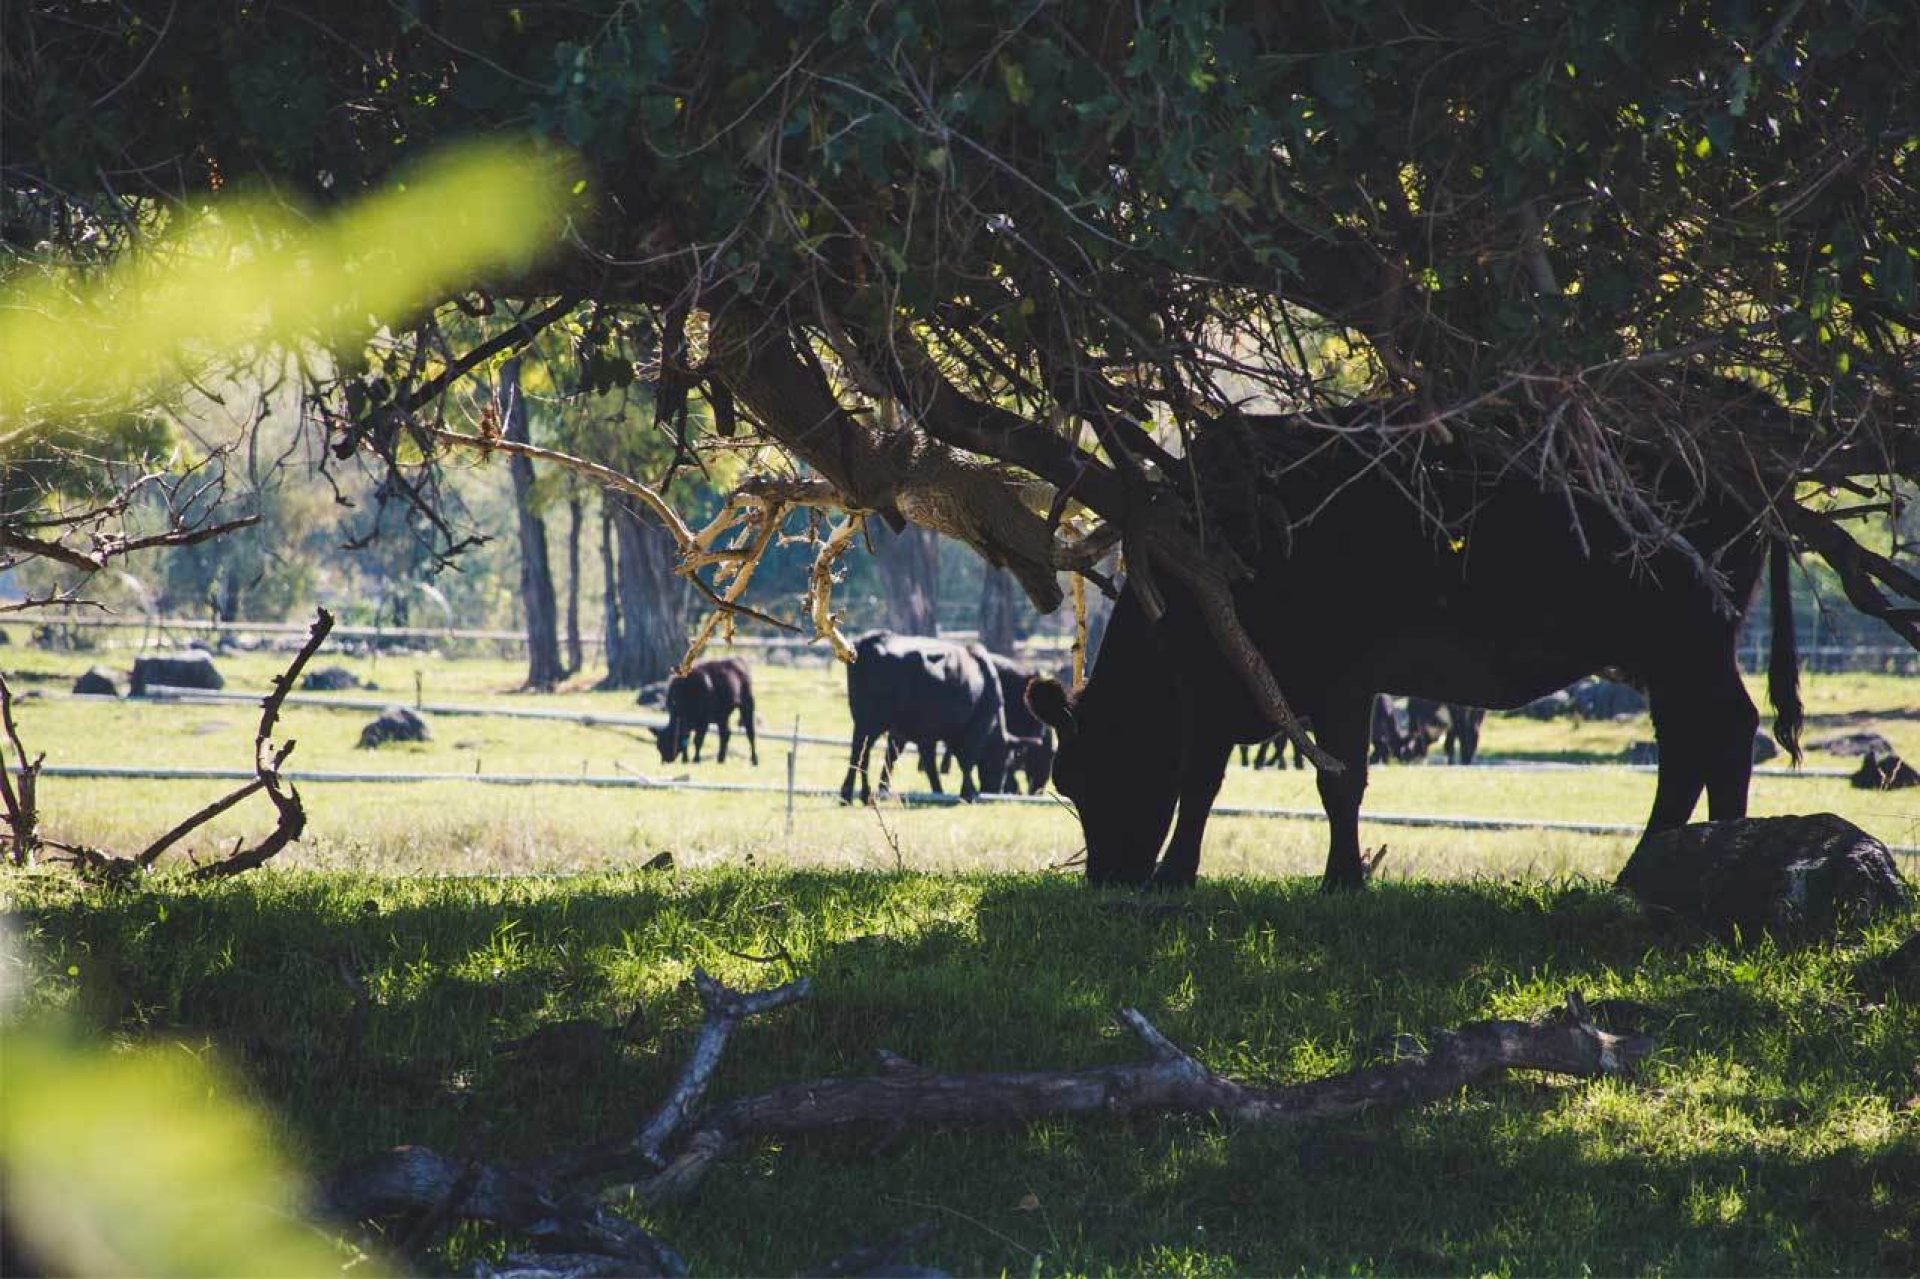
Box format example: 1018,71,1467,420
1810,730,1897,759
301,665,364,692
635,679,672,709
1750,731,1780,765
1517,689,1574,719
1623,740,1661,765
1852,751,1920,791
1570,677,1647,719
357,706,431,748
1616,813,1910,940
71,666,122,697
130,650,224,696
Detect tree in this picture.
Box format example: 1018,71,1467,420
870,522,941,636
979,567,1019,656
499,356,566,689
8,2,1917,731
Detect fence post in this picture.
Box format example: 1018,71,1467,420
785,716,799,838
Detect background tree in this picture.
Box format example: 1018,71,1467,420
7,2,1917,717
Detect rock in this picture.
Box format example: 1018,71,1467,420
1852,751,1920,791
1517,689,1574,719
301,665,364,692
130,650,224,696
1616,813,1911,940
1751,731,1780,764
1809,730,1896,759
1623,740,1660,765
1571,677,1647,719
635,679,671,709
1861,932,1920,1000
71,666,122,697
357,706,431,748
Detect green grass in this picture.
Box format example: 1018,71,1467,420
6,868,1917,1275
7,647,1920,877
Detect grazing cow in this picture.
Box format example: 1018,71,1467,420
653,658,758,765
840,632,1037,803
1028,425,1801,891
1403,698,1488,764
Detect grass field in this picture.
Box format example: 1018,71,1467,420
4,642,1918,1274
4,643,1918,879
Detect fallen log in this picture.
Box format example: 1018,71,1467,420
324,979,1652,1275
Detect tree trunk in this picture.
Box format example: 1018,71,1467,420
599,499,622,681
872,522,941,635
601,494,686,688
564,495,584,677
500,356,564,690
978,564,1019,656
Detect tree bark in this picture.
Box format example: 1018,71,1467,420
978,564,1019,655
501,356,565,690
871,522,941,635
564,495,584,678
599,499,621,681
602,495,686,688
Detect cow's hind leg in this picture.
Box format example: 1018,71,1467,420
742,696,758,766
842,727,877,804
1149,738,1231,889
1314,695,1374,892
716,720,730,764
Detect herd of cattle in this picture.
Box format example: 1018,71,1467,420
651,639,1562,802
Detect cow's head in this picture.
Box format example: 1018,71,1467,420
1027,676,1178,886
651,725,678,763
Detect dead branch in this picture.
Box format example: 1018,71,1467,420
809,513,867,661
56,607,334,884
637,990,1650,1203
0,670,44,867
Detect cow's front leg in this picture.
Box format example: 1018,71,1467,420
716,722,731,764
1314,695,1374,892
1149,739,1231,889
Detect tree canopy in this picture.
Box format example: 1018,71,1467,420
7,0,1917,725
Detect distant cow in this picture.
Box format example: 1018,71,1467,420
841,632,1037,803
130,651,223,697
1028,413,1802,892
984,652,1055,793
653,658,757,765
1404,698,1487,764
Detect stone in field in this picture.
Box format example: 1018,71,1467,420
357,706,431,748
1851,751,1920,791
302,665,364,692
72,666,122,697
1617,813,1910,940
1809,730,1896,759
1571,676,1647,719
130,650,224,696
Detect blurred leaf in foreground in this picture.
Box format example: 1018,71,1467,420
0,1022,385,1277
0,138,572,430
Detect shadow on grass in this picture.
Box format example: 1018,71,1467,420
10,868,1916,1274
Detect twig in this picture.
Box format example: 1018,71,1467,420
0,670,44,867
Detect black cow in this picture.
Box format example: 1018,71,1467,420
982,652,1055,793
653,658,758,765
1403,698,1488,764
1028,426,1801,892
840,632,1036,803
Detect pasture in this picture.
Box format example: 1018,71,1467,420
4,641,1919,1274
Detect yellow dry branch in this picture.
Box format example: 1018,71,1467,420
1070,570,1087,693
809,513,867,663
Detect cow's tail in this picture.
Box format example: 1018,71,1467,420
1767,537,1803,765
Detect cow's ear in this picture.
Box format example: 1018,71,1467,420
1025,677,1076,740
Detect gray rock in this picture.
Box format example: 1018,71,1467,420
1750,731,1780,764
635,679,672,708
301,665,364,692
130,650,224,696
1571,677,1647,719
1517,689,1574,719
1812,730,1897,759
71,666,122,697
357,706,431,748
1616,813,1910,940
1623,740,1660,765
1852,751,1920,791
